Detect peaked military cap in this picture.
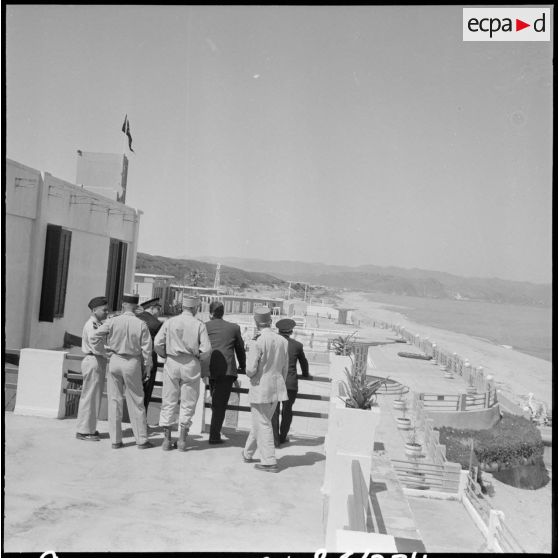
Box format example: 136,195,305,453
276,318,296,333
140,297,161,309
122,293,140,304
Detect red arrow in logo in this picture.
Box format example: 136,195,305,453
516,19,530,31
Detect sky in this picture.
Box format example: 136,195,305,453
5,5,553,284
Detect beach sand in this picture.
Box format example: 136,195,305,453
343,291,552,411
342,291,552,553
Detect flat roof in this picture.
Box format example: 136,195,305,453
135,273,175,279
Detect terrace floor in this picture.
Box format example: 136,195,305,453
3,413,326,553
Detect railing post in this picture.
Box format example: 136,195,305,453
459,393,467,411
487,509,505,551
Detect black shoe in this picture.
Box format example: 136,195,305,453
137,441,153,449
112,442,123,449
76,432,100,441
242,451,256,463
254,463,279,473
208,439,224,445
279,436,289,445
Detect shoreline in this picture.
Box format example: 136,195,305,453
343,291,552,411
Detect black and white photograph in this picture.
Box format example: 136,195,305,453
2,4,552,554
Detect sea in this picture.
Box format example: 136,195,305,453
362,293,552,362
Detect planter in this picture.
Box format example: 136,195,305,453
396,417,412,430
393,399,407,411
405,443,423,457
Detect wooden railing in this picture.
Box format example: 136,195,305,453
391,459,462,493
417,390,497,412
61,351,330,420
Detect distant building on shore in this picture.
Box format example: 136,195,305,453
5,158,142,350
133,273,175,305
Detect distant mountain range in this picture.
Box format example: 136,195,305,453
135,253,285,289
185,256,551,307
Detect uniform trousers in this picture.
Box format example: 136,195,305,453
76,355,107,434
272,389,298,445
143,351,158,410
244,401,279,466
107,354,148,445
159,354,201,431
209,375,237,441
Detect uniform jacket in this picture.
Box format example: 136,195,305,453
246,328,288,404
91,311,152,369
282,336,309,391
203,318,246,378
82,316,108,359
154,311,211,359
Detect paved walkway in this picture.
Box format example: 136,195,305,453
4,413,326,553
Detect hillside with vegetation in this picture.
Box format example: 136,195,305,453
193,256,551,307
135,252,285,289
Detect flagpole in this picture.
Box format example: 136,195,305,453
121,115,127,156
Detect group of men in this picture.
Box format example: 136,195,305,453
75,293,309,472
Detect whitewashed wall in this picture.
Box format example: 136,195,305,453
5,158,142,350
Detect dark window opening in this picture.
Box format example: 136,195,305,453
106,238,128,311
39,224,72,321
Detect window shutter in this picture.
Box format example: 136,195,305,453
54,229,72,317
39,225,62,322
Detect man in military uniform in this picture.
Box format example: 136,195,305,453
91,293,153,449
204,301,246,444
154,296,211,451
242,307,288,473
272,318,309,447
135,297,163,411
75,296,109,441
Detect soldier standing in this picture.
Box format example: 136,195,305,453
272,318,309,447
91,293,153,449
135,297,163,412
154,296,211,451
75,296,109,441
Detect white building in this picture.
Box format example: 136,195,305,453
133,273,175,306
5,158,142,350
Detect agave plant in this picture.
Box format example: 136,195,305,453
339,366,388,410
330,331,358,356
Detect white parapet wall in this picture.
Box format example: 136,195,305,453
14,348,68,418
323,353,383,550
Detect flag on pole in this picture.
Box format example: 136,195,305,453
121,114,134,153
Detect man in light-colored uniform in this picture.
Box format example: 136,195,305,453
242,306,289,473
154,296,211,451
91,293,153,449
75,296,109,441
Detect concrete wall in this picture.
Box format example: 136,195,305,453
4,161,42,349
5,158,142,350
424,403,502,430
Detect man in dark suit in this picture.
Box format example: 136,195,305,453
135,297,163,411
204,301,246,444
272,318,309,447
